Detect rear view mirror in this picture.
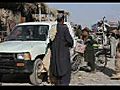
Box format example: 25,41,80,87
74,37,78,40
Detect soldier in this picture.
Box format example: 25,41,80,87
81,27,96,73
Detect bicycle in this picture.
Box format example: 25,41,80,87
71,40,110,74
71,39,86,74
94,44,110,71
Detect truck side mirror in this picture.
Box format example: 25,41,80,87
74,37,78,40
46,36,49,44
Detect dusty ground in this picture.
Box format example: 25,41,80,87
70,58,120,86
1,58,120,86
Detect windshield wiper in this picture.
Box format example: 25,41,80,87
6,38,24,41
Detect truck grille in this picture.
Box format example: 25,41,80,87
0,53,16,68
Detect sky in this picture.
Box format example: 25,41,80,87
46,3,120,29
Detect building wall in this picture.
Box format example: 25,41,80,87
0,8,21,42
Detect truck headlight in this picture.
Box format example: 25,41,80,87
17,53,24,60
17,53,31,60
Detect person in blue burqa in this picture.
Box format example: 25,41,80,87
49,14,74,86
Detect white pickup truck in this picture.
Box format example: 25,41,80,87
0,21,76,85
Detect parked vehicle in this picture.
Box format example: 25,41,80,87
0,21,76,85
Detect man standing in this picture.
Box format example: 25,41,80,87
49,14,73,85
110,28,120,79
111,42,120,79
110,28,119,58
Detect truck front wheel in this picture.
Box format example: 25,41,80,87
29,58,45,86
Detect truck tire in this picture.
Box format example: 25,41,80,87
71,53,84,73
29,58,45,86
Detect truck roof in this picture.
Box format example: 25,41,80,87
17,21,71,26
17,21,57,26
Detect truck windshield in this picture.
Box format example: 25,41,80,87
6,25,49,41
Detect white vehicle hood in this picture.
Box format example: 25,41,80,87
0,41,48,60
0,41,45,52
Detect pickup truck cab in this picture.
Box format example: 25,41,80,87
0,21,76,85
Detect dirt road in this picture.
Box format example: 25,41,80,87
1,58,120,86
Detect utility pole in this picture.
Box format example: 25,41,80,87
38,3,41,22
102,16,105,32
48,8,50,22
102,16,106,45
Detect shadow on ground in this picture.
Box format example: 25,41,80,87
1,72,48,84
97,66,116,77
1,74,30,83
78,65,116,77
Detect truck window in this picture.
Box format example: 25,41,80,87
6,25,49,41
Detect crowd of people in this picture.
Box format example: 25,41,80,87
73,21,120,80
46,14,120,85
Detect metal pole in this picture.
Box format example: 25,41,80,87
102,16,106,45
103,16,105,31
48,8,50,21
38,3,41,22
